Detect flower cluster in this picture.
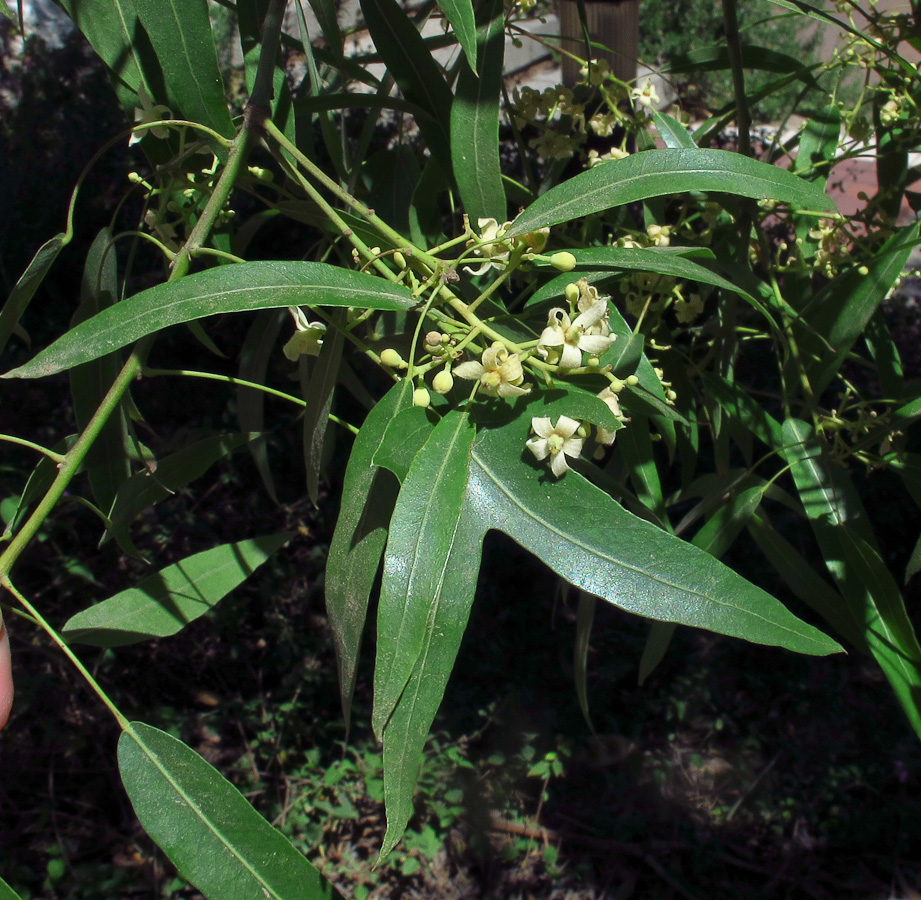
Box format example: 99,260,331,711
464,218,549,275
537,279,616,368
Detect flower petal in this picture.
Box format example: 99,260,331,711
550,450,571,477
526,436,550,460
554,416,581,438
453,361,485,380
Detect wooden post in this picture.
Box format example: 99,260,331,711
557,0,639,88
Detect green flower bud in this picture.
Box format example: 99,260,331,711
625,374,639,386
565,283,580,305
380,348,404,368
432,368,454,394
413,387,431,408
393,251,407,269
550,251,577,272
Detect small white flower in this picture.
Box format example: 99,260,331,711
453,342,530,398
631,79,660,111
526,416,584,477
595,387,629,445
283,307,327,360
130,84,171,146
538,297,615,368
464,217,513,275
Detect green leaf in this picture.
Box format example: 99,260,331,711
800,223,920,395
703,372,784,448
437,0,478,72
358,0,452,161
379,500,483,859
326,380,413,730
373,410,477,738
0,876,25,900
4,262,415,379
467,417,841,655
574,592,597,730
505,149,832,237
118,723,343,899
637,621,676,686
104,433,251,551
665,44,821,87
56,0,146,108
450,0,505,221
0,233,67,358
782,419,921,736
0,1,14,20
62,534,291,646
373,406,437,482
69,228,132,514
746,511,866,651
533,246,761,309
792,104,841,186
237,309,286,503
131,0,234,138
302,313,345,506
651,110,696,149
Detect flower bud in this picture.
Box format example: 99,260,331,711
625,374,639,386
565,283,580,305
550,251,577,272
432,368,454,394
393,251,407,269
380,348,404,368
413,387,431,408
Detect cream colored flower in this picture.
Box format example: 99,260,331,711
538,297,615,368
465,217,513,275
595,386,629,445
631,79,660,111
453,342,530,398
526,416,584,477
674,293,704,324
283,307,327,360
130,84,171,146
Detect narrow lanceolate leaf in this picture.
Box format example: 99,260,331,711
0,875,25,900
373,410,477,739
131,0,234,138
505,148,833,237
56,0,145,108
800,222,920,396
326,380,414,730
0,233,66,358
437,0,478,73
467,417,841,656
359,0,452,161
380,499,483,859
4,262,415,379
450,0,505,221
62,534,291,646
652,110,696,149
302,313,345,506
104,433,252,551
792,104,841,186
782,419,921,737
119,723,343,900
70,228,131,514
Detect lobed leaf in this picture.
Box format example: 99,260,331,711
325,380,413,729
373,411,477,738
119,723,342,900
4,262,415,380
467,417,841,655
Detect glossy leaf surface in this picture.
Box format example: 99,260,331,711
506,149,833,236
5,262,414,379
119,723,342,899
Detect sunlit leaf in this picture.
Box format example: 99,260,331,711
119,723,343,899
506,149,833,237
4,262,415,380
63,534,291,646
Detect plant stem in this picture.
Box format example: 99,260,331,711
721,0,751,158
0,578,129,729
0,434,66,464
